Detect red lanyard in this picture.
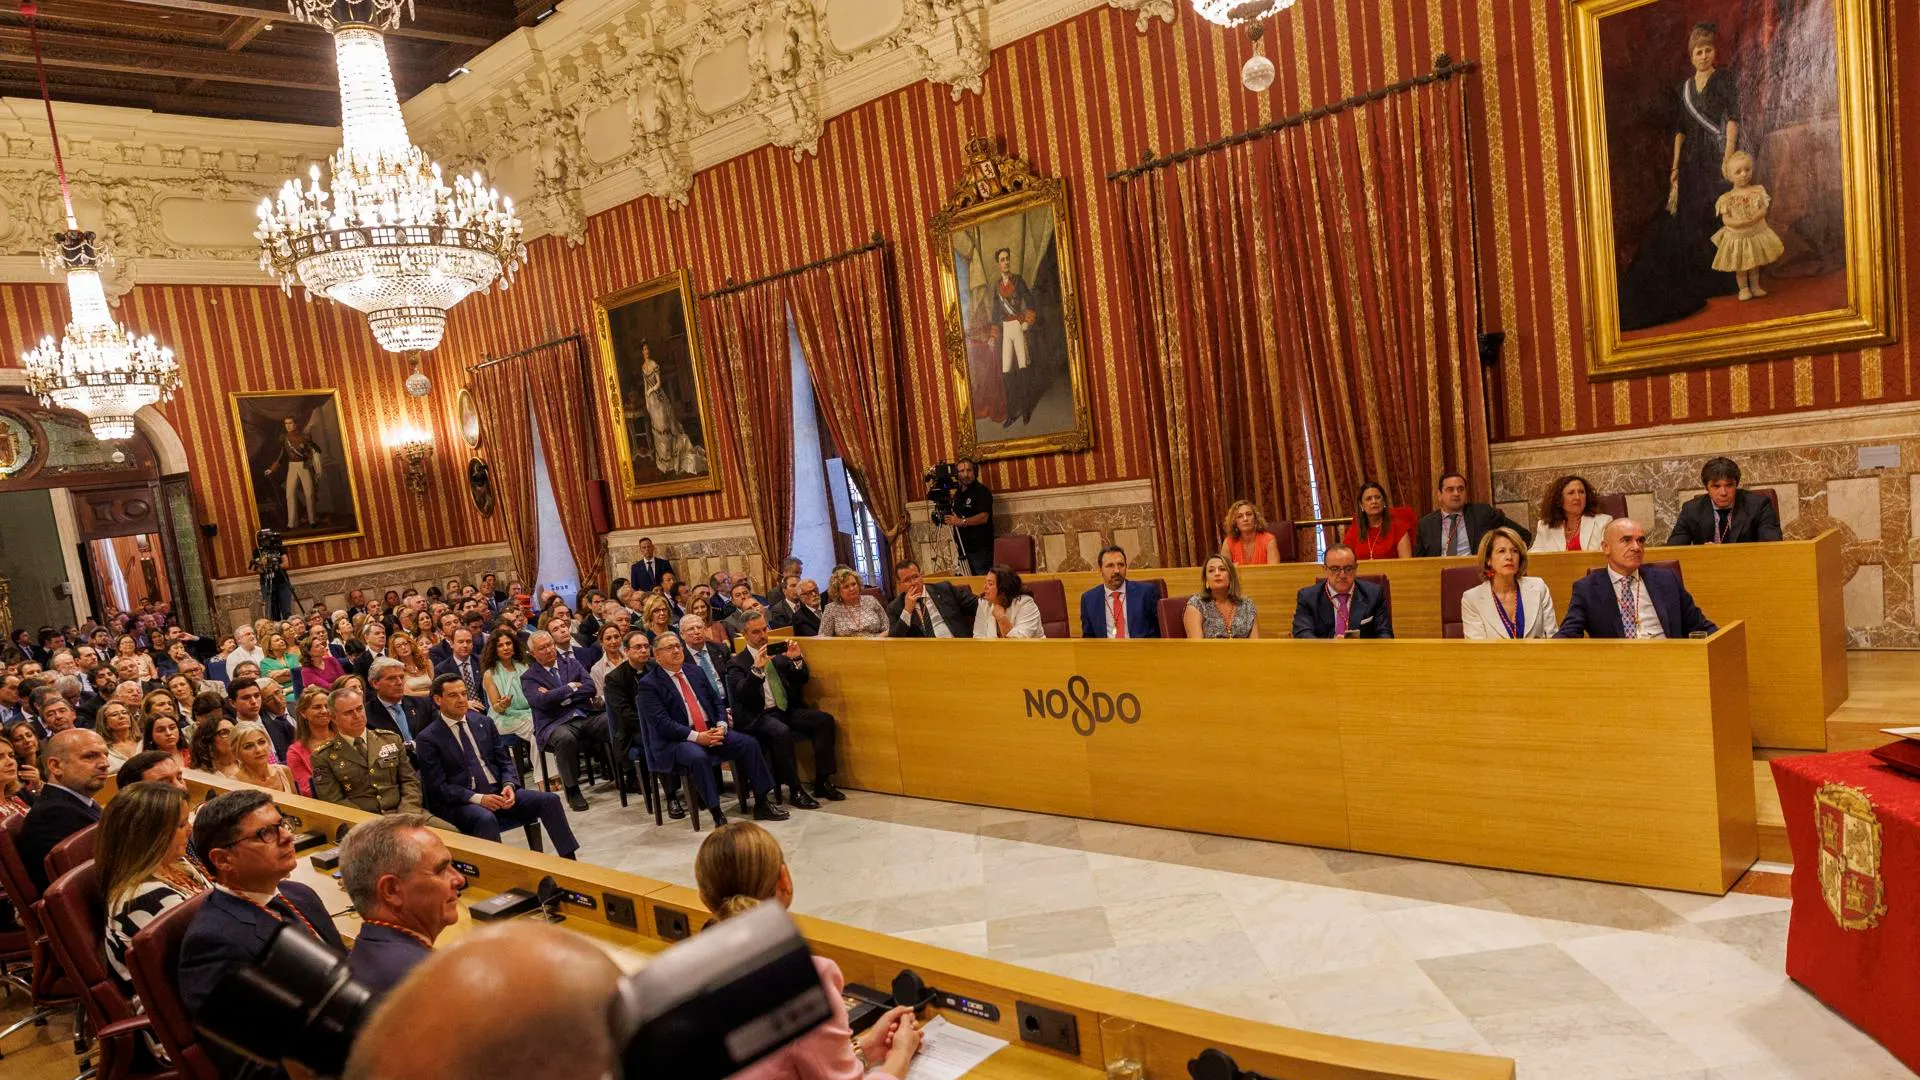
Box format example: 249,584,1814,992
231,888,325,941
360,919,433,949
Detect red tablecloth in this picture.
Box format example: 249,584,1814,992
1772,750,1920,1072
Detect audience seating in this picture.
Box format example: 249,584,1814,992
46,824,97,883
993,536,1036,573
123,892,215,1080
42,861,163,1080
1650,559,1684,589
1026,579,1070,638
0,814,81,1058
1439,566,1482,638
1157,596,1188,639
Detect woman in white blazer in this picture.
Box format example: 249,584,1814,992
1461,527,1559,639
1529,474,1613,553
974,566,1046,639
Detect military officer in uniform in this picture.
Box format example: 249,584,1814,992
311,685,455,832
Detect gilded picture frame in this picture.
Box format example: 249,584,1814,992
1568,0,1895,378
226,389,365,547
932,137,1094,461
592,268,721,501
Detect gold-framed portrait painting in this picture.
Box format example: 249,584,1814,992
933,137,1093,461
1569,0,1894,377
592,269,720,501
227,389,364,546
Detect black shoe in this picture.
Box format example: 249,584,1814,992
565,787,589,812
708,806,728,826
787,787,820,810
666,793,687,819
754,800,790,822
812,782,846,802
559,851,579,861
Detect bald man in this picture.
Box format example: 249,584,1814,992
1556,518,1717,640
19,727,109,892
345,924,623,1080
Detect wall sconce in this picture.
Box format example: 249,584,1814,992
387,427,434,498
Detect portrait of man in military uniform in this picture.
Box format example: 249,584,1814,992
229,389,365,546
310,686,455,832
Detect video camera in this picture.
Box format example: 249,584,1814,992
196,901,831,1080
923,461,960,526
253,528,287,574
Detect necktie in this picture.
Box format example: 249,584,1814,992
915,598,931,636
1444,514,1462,556
1714,508,1730,543
673,671,708,731
388,702,410,741
452,720,489,791
353,736,367,759
461,660,479,698
696,651,721,699
1617,576,1640,639
1334,592,1351,636
1110,590,1126,639
765,659,788,711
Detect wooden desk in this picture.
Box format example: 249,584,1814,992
948,530,1846,750
157,775,1514,1080
798,627,1758,894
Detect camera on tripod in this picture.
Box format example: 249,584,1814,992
923,462,959,525
254,528,286,573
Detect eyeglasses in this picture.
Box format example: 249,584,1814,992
1325,565,1358,576
233,819,295,846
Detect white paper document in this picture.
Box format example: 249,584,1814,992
903,1017,1009,1080
1881,726,1920,741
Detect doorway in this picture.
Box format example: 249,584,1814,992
83,533,173,616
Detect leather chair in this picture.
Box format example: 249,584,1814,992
1748,487,1781,523
1438,565,1483,639
46,824,97,883
992,536,1036,574
1026,580,1070,639
123,892,217,1080
860,586,885,603
1270,527,1298,563
1594,493,1629,522
42,861,170,1080
1156,596,1189,639
1648,559,1683,589
0,813,81,1055
1360,573,1390,622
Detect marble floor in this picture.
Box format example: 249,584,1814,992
547,782,1914,1080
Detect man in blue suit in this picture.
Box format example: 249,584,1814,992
1557,518,1717,639
520,630,610,812
338,813,466,998
635,632,787,825
179,789,346,1080
415,674,579,858
1078,546,1161,639
547,613,601,673
628,537,673,594
1292,544,1394,639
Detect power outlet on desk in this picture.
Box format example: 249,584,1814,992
1016,1002,1079,1056
604,893,637,930
654,906,691,941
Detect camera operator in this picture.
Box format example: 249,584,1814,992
942,460,995,575
252,529,296,621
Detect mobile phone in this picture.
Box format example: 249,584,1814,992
767,641,790,655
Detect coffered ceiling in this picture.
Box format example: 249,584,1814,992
0,0,534,124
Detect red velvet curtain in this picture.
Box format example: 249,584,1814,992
1120,78,1486,566
701,286,796,570
786,249,911,546
468,360,538,587
525,341,606,586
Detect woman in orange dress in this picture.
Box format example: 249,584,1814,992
1220,500,1283,565
1342,481,1413,560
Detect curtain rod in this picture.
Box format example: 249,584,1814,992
699,233,888,300
465,332,585,372
1107,54,1479,181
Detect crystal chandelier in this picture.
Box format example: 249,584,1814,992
256,0,526,354
16,1,181,442
1191,0,1298,27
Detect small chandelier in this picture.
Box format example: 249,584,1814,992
16,1,181,442
1192,0,1297,28
256,0,526,354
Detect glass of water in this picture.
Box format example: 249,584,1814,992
1102,1017,1144,1080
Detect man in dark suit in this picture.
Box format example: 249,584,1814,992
18,728,108,892
1079,546,1161,639
339,813,466,997
349,621,390,681
416,674,579,857
677,615,732,708
1557,519,1717,639
364,657,431,744
432,627,487,704
727,613,845,810
547,613,601,673
1413,472,1533,557
628,538,673,594
521,630,610,812
601,631,672,815
180,789,346,1079
888,559,978,638
635,632,786,824
1291,544,1394,639
427,613,461,669
766,575,812,634
1668,457,1783,546
258,681,297,761
0,672,25,729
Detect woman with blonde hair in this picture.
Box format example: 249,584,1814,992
1184,555,1259,639
1460,527,1558,640
817,567,888,638
641,595,675,642
226,720,297,792
99,781,209,1045
99,701,145,771
696,823,924,1080
1220,500,1283,565
388,630,435,695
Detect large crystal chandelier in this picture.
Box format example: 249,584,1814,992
256,0,525,354
16,1,181,442
1191,0,1297,28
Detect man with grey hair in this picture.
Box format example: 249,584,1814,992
313,685,456,831
365,655,429,744
225,623,265,671
520,630,608,812
339,813,465,997
35,687,78,736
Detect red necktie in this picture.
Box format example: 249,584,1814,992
673,670,708,731
1110,590,1127,639
1334,592,1351,636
